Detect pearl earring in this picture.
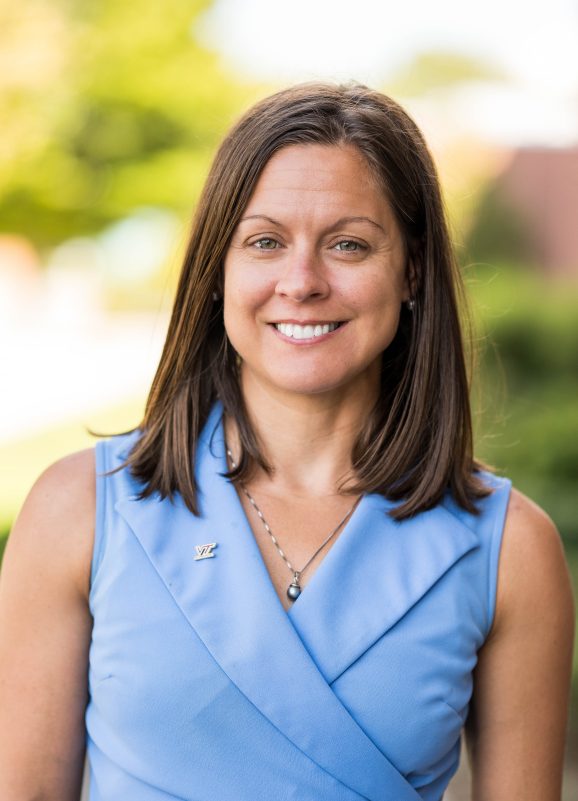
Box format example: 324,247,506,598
406,298,415,311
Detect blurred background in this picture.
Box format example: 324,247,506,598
0,0,577,797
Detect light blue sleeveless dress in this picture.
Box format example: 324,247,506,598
86,400,511,801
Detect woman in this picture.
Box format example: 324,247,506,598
0,82,574,801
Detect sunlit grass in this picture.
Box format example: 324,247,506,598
0,395,145,538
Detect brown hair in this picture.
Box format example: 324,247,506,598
102,81,490,519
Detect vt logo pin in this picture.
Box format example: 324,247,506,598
194,542,218,560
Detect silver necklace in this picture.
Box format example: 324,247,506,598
225,445,363,602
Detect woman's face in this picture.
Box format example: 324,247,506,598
223,143,410,402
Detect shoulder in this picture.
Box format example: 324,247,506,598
34,446,96,500
491,486,575,639
2,448,96,601
26,447,96,533
502,486,560,559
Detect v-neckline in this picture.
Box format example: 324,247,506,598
215,419,368,617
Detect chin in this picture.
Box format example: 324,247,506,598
241,356,378,399
263,368,362,398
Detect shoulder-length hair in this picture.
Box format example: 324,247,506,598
104,81,490,520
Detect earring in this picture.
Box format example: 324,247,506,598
406,298,415,311
212,291,219,302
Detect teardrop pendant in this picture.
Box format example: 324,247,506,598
287,577,301,601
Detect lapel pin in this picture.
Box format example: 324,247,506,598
194,542,218,560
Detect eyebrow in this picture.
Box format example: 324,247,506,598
238,214,386,235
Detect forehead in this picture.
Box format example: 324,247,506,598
257,143,374,186
244,143,393,217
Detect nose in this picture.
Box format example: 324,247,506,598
274,248,330,302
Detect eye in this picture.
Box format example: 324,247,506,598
334,240,366,253
252,237,280,250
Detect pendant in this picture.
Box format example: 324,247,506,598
287,575,301,601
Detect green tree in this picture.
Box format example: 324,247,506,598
385,49,507,97
0,0,246,248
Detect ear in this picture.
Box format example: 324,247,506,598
403,258,418,302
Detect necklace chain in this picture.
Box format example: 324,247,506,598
225,444,363,601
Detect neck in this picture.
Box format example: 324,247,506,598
224,369,378,498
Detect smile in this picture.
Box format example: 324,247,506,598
272,322,345,341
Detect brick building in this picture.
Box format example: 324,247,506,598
495,147,578,278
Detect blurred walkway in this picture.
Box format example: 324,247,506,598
0,237,169,445
0,309,168,445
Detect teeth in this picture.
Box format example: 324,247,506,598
275,322,340,339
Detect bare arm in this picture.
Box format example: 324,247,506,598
0,448,96,801
465,488,576,801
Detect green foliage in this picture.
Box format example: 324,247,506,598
468,264,578,542
0,0,247,247
385,50,507,97
464,185,536,266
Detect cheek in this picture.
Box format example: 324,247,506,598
224,289,265,329
344,273,403,317
224,259,272,311
223,267,271,350
344,276,404,352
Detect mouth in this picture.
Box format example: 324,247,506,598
270,321,346,341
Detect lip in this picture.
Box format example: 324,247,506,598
269,320,348,344
269,319,346,325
